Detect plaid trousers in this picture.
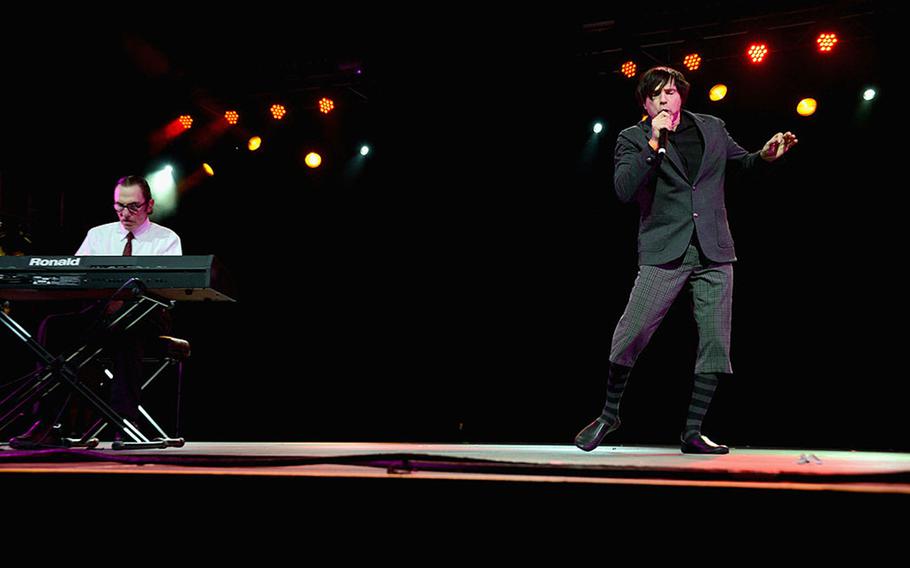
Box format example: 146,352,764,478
609,242,734,374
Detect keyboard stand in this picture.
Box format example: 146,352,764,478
0,278,175,450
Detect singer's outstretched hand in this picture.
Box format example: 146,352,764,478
760,131,798,162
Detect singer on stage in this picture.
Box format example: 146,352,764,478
575,66,797,454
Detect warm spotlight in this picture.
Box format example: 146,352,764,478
305,152,322,168
709,84,728,102
270,104,287,120
797,98,818,117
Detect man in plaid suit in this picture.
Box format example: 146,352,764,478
575,67,797,454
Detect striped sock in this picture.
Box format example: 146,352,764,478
683,372,720,439
599,363,633,424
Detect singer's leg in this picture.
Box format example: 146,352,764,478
576,248,696,452
609,249,696,367
680,258,733,454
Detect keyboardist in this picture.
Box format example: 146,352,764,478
9,175,183,448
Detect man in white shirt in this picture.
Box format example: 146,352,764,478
10,176,183,448
77,175,182,256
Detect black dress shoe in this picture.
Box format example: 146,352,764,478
574,417,621,452
8,420,64,450
680,433,729,455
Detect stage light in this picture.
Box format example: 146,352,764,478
248,136,262,151
709,84,728,101
797,98,818,117
621,61,637,78
203,163,214,176
270,104,287,120
178,115,193,129
863,88,877,101
360,145,370,156
683,54,702,71
747,44,768,64
593,122,604,134
305,152,322,168
225,110,239,125
319,97,335,114
148,166,177,217
817,33,838,53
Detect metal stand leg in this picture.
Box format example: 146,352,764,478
1,280,180,450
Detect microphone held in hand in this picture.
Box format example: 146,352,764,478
657,128,669,155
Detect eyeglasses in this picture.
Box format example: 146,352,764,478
114,202,147,213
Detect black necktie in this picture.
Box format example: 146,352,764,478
123,232,134,256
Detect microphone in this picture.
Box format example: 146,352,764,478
657,128,669,155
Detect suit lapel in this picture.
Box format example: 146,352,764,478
687,110,708,185
664,141,689,183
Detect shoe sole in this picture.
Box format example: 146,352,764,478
574,420,620,452
680,446,730,455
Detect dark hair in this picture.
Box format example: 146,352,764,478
115,175,152,203
635,67,690,108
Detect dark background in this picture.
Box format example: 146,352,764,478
1,3,902,450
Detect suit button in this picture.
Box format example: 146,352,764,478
692,185,696,191
693,213,699,218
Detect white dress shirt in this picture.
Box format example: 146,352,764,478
75,219,182,256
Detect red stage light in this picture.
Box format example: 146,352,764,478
318,97,335,114
683,54,702,71
747,44,769,64
178,115,193,129
817,33,838,53
621,61,637,78
225,110,239,125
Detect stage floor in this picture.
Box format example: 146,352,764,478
2,442,909,494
